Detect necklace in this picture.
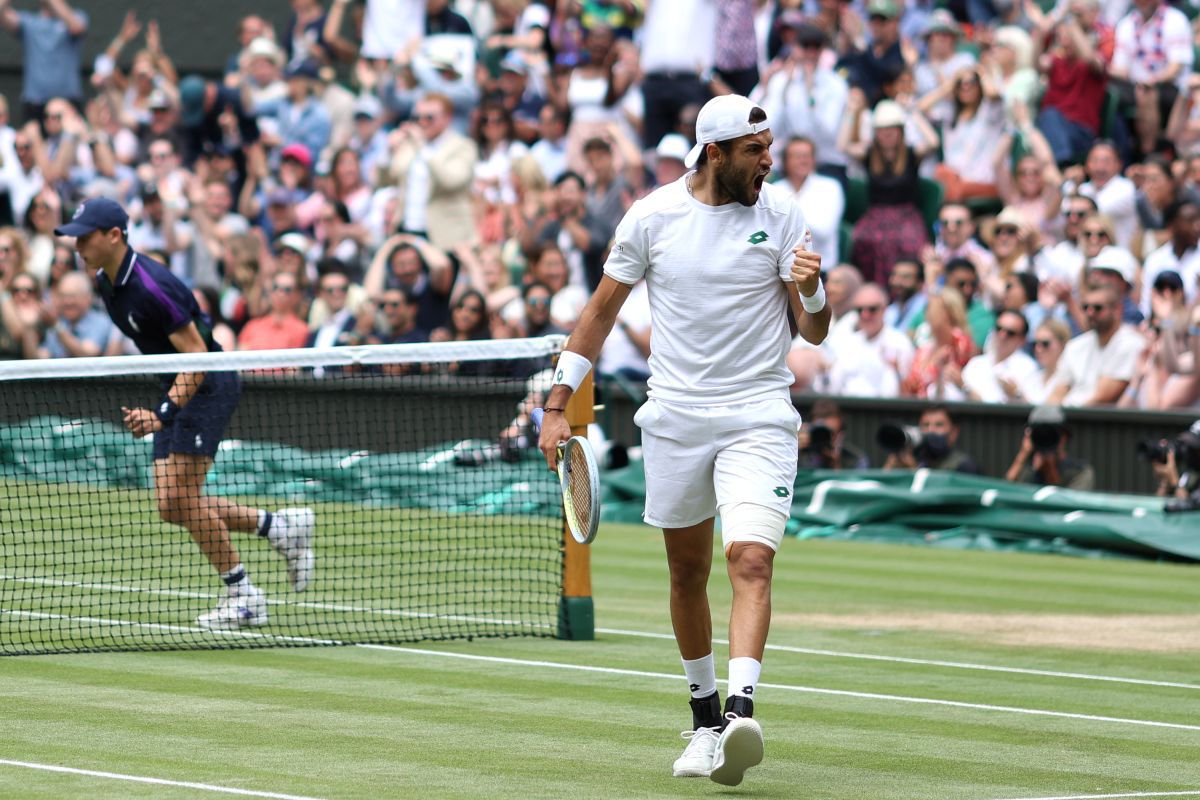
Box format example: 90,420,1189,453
685,173,694,197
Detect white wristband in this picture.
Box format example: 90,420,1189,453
553,350,592,391
800,279,826,314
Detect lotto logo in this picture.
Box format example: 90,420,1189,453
747,230,768,245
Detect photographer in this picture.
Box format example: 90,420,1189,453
1140,421,1200,505
798,399,870,471
1005,405,1096,491
879,404,982,474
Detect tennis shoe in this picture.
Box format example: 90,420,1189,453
271,507,315,592
709,713,764,787
196,585,267,630
672,726,720,777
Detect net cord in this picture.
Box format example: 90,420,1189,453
0,335,568,381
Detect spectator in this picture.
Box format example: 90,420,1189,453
177,74,259,166
581,135,632,241
1109,0,1192,158
518,280,566,339
652,133,689,189
912,257,996,350
980,207,1033,306
797,398,871,471
529,104,568,185
839,98,938,284
237,270,310,350
884,255,926,332
526,170,608,291
307,267,360,348
775,137,844,268
1139,198,1200,316
992,111,1063,243
1130,156,1187,258
1070,140,1137,249
387,93,477,251
0,0,88,122
373,285,429,348
952,309,1040,403
883,404,982,474
837,0,904,106
903,285,977,398
913,11,974,130
1048,283,1144,406
259,60,332,160
923,66,1005,203
364,233,456,332
22,187,61,282
2,270,39,359
1023,318,1073,403
1032,5,1107,166
753,24,849,182
1005,405,1096,490
1085,242,1143,325
822,283,915,397
0,123,43,224
348,95,389,185
37,270,111,358
284,0,343,69
932,202,996,279
637,0,713,151
557,26,638,175
472,103,526,240
236,37,288,113
192,286,237,353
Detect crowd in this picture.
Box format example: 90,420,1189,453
0,0,1199,412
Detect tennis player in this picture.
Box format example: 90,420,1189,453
56,198,315,630
539,95,830,786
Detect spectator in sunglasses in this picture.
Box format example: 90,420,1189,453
822,283,914,397
236,271,310,351
1139,199,1200,318
948,310,1040,402
1023,319,1072,403
1033,193,1096,286
1047,283,1144,406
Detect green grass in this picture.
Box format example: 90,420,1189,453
2,518,1200,798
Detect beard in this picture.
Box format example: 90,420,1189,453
714,160,764,207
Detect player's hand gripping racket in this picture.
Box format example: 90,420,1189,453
532,407,600,545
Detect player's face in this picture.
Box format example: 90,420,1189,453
715,131,773,207
74,228,121,269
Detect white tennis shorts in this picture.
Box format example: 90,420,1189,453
634,396,800,532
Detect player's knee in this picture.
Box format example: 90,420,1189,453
667,554,710,593
728,543,774,585
156,490,196,525
719,503,786,556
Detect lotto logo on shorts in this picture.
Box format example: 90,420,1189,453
773,486,790,498
747,230,768,245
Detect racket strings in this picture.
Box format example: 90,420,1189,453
564,443,594,535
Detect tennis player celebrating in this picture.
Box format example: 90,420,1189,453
539,95,830,785
56,199,315,630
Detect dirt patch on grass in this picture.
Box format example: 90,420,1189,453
778,612,1200,653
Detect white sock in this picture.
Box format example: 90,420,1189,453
728,657,762,700
681,653,717,699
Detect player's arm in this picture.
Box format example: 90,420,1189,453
121,322,208,438
789,247,831,345
538,275,633,467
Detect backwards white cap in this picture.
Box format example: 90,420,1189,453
683,95,770,169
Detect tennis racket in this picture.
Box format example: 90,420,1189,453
531,407,600,545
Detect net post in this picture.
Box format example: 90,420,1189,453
558,369,595,640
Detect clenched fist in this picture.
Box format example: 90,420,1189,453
790,247,822,299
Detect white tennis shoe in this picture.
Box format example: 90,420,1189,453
271,507,315,592
709,714,764,786
196,585,267,629
672,726,721,777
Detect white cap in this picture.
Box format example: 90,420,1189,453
245,36,284,66
683,95,769,169
353,94,382,119
871,100,907,131
1088,245,1137,285
655,133,691,164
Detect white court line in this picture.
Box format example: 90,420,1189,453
6,573,1197,692
358,644,1200,733
0,759,325,800
992,792,1200,800
594,627,1200,692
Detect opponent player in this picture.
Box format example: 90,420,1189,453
56,199,315,629
538,95,830,786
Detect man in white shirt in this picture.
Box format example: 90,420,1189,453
1048,284,1145,406
824,283,914,397
952,309,1041,402
637,0,715,150
1109,0,1193,156
1033,193,1095,285
537,95,830,787
1139,198,1200,316
1077,141,1137,249
935,203,996,276
774,137,843,267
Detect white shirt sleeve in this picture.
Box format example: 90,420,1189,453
1101,328,1144,382
778,203,807,282
602,209,649,284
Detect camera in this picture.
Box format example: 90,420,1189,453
1029,423,1061,454
877,422,921,454
1136,434,1200,470
1136,439,1172,464
807,421,835,452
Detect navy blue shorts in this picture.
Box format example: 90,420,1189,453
152,371,241,461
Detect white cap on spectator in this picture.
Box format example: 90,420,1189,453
656,133,691,164
683,95,769,169
1088,245,1137,285
148,89,172,110
871,100,907,131
245,37,284,66
425,38,462,74
354,94,382,120
277,232,311,255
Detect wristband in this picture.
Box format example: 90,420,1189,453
543,407,566,413
800,279,826,314
154,398,180,425
553,350,592,391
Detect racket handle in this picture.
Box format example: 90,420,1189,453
531,407,544,433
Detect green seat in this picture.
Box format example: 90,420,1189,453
1099,86,1120,140
839,221,854,265
964,196,1004,217
915,178,944,239
843,177,869,225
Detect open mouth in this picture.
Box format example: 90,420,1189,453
753,173,766,192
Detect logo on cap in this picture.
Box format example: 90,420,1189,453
72,204,85,220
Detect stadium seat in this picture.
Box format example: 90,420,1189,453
843,177,869,225
1100,86,1120,140
916,178,944,239
839,221,854,266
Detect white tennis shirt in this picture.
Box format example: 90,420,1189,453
603,173,807,405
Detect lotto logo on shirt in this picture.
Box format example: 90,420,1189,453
747,231,768,245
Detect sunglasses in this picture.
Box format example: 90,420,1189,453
14,142,31,151
321,284,348,294
11,286,37,295
950,279,977,290
1065,209,1088,218
994,324,1024,337
854,305,882,314
1032,338,1056,349
382,300,405,309
940,218,967,227
994,226,1020,236
272,284,296,293
1081,230,1109,239
1082,303,1109,313
415,113,437,123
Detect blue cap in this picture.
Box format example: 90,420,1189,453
55,198,129,237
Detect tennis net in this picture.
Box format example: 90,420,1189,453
0,337,571,655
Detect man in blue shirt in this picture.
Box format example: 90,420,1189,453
0,0,88,121
56,198,316,630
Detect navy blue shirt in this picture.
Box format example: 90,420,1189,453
96,247,218,356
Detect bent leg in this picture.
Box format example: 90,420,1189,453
663,518,715,660
725,541,775,661
154,454,241,575
206,496,262,535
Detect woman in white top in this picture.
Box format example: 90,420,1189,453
471,103,529,242
1022,318,1072,403
922,65,1006,203
552,24,637,174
